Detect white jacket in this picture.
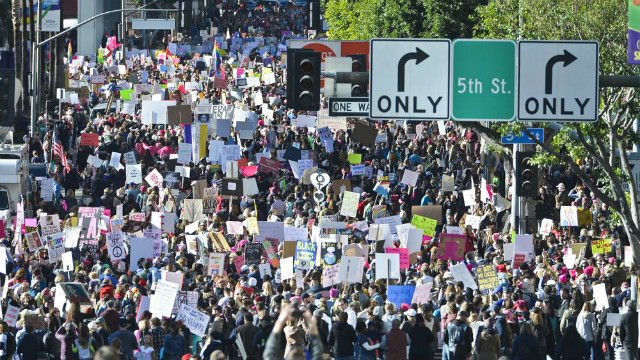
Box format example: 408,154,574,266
576,312,597,342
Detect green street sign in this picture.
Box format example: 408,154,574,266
451,39,516,121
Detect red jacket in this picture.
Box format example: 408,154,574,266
99,284,114,299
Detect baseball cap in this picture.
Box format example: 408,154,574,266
405,309,417,317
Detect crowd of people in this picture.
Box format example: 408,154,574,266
4,1,640,360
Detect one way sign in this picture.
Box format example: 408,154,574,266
518,41,599,122
369,39,450,120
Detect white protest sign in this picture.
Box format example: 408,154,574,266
145,169,164,188
178,142,191,165
338,256,363,284
124,151,137,165
176,304,210,337
61,252,74,271
322,263,340,287
149,280,179,318
126,164,142,184
258,263,272,278
340,191,360,218
449,263,478,290
281,257,294,280
376,253,400,280
208,253,225,277
109,152,122,169
401,169,419,187
106,230,127,261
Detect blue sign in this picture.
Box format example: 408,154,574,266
501,128,544,144
387,285,416,309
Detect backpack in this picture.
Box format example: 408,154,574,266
74,338,93,360
448,323,468,359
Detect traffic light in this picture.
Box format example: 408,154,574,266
516,151,538,197
0,69,15,125
287,50,321,111
307,0,321,31
347,54,368,96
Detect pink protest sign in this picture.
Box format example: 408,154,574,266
233,254,245,274
385,247,409,269
411,283,433,305
437,233,466,261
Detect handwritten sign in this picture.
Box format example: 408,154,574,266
385,247,409,269
591,238,612,254
149,280,179,318
411,215,437,237
476,264,499,291
80,133,99,146
322,263,340,287
176,304,210,337
208,253,225,276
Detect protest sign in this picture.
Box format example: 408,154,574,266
385,247,409,269
294,240,316,270
411,283,433,305
560,206,579,227
412,205,443,225
149,280,179,318
322,264,340,287
80,133,99,146
262,240,280,267
401,169,419,187
376,253,400,280
176,304,210,337
437,233,466,261
106,230,127,261
208,253,225,277
172,291,199,314
591,238,612,254
340,191,360,218
337,256,363,284
476,264,499,291
245,243,263,265
449,263,478,290
411,215,437,237
387,285,416,309
58,282,91,303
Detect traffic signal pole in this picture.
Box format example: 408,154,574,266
29,8,178,138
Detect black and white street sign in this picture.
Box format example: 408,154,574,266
518,41,599,122
328,97,369,116
369,39,450,120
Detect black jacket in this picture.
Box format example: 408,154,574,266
620,309,638,350
328,322,357,357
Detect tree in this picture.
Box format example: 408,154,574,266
477,0,640,263
323,0,486,40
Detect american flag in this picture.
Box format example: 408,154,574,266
52,132,70,173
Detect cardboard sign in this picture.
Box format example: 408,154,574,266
208,253,225,277
351,121,378,146
167,105,193,125
176,304,210,337
412,205,443,225
437,233,466,261
80,133,99,146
